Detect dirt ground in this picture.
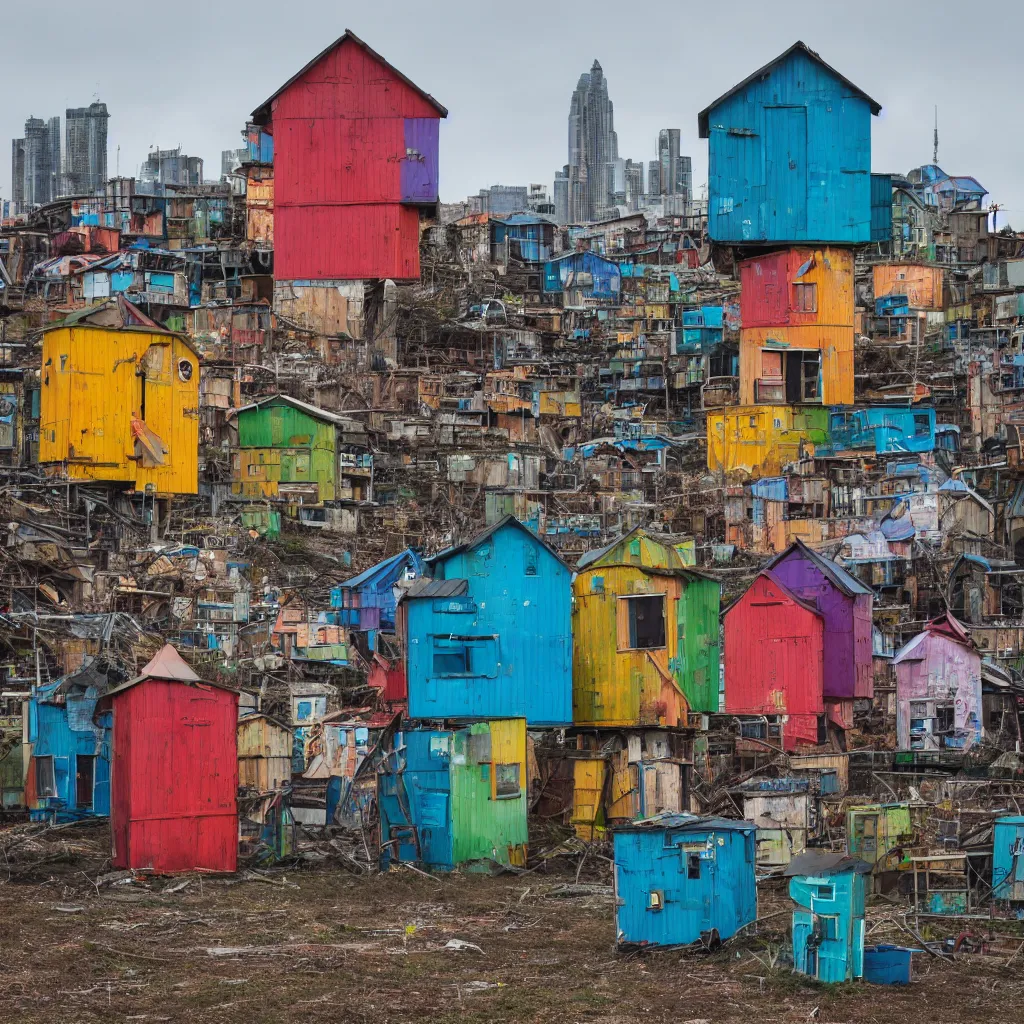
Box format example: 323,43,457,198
2,821,1024,1024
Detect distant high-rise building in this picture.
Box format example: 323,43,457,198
64,102,109,196
476,184,529,216
565,60,618,223
624,159,644,210
553,166,569,225
21,115,61,206
10,138,25,209
139,147,204,190
647,160,661,198
527,183,555,216
655,129,692,202
221,147,247,179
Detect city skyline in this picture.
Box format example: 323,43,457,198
0,2,1018,224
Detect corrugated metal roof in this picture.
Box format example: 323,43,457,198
783,850,872,876
612,812,755,833
234,393,366,431
768,540,873,596
426,515,567,569
338,548,420,590
404,578,469,599
697,40,881,137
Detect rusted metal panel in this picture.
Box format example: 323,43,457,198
872,263,944,311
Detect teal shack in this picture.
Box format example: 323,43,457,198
404,516,572,726
698,41,888,245
612,815,757,948
993,815,1024,903
377,718,528,872
787,850,871,983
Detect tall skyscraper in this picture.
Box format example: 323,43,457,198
647,160,661,198
20,115,61,207
64,102,109,195
565,60,618,223
624,159,645,210
10,139,25,209
654,129,692,202
553,166,569,225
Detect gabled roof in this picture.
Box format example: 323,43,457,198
103,643,236,697
251,29,448,123
576,525,711,582
52,295,169,334
697,40,882,138
426,515,568,569
723,569,824,620
894,612,975,663
767,539,873,597
235,393,366,431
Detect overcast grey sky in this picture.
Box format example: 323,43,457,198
4,1,1023,226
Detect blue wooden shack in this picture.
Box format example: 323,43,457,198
490,214,557,264
787,850,871,983
612,815,757,948
992,815,1024,903
377,718,528,872
26,660,113,822
821,407,937,456
698,41,886,245
677,306,724,354
404,516,572,726
330,548,424,637
543,250,621,301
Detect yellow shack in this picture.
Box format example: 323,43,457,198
572,527,721,728
706,405,830,478
39,297,199,494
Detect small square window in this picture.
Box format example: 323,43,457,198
433,646,469,675
687,853,701,879
793,282,817,313
619,594,666,651
591,576,604,595
648,889,665,911
494,763,521,799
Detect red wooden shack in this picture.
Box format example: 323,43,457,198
105,645,239,873
251,29,447,282
723,570,825,751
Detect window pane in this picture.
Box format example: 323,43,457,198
433,647,469,675
35,756,56,798
627,595,666,650
495,763,521,798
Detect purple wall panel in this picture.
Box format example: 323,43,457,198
769,549,870,700
401,118,439,203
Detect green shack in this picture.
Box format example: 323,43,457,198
231,395,370,505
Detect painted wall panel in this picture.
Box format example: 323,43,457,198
724,573,824,751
